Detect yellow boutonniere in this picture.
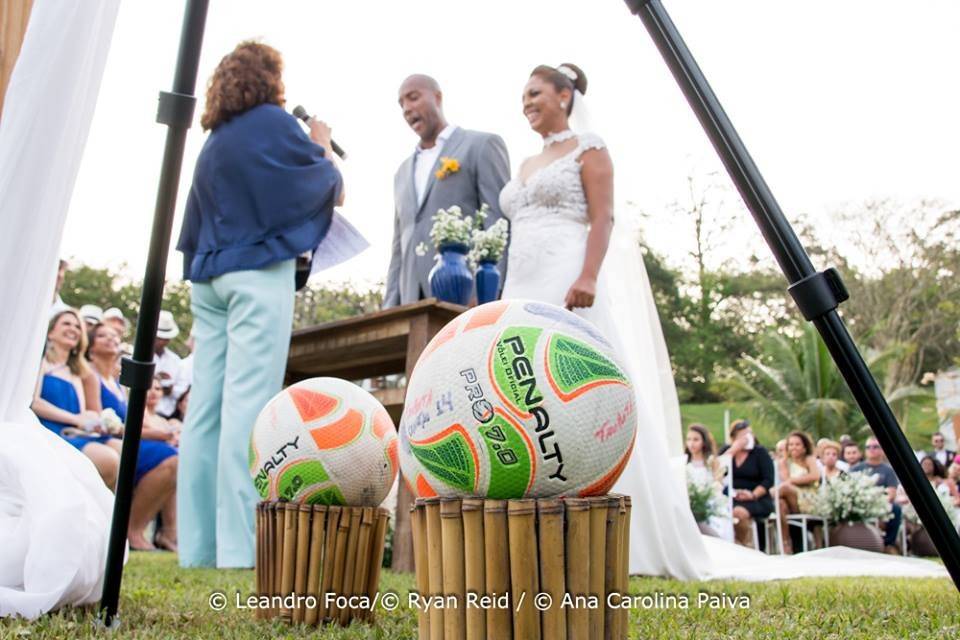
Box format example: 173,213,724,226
435,157,460,180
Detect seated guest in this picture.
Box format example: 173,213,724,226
685,423,733,541
153,311,183,418
79,304,104,334
773,431,820,554
842,441,862,468
719,420,774,549
928,432,956,469
87,323,179,551
919,455,958,502
852,437,902,555
32,309,118,488
774,438,787,463
818,439,846,482
948,458,960,507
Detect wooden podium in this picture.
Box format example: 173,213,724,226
286,299,466,572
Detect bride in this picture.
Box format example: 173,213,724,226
498,63,948,582
499,62,709,579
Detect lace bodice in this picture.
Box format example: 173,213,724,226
499,132,606,227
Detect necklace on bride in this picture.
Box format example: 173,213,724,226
543,129,576,147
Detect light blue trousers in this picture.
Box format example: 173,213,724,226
177,259,294,568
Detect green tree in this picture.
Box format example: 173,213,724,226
719,324,930,441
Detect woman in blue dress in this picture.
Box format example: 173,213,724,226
31,310,119,488
87,322,179,551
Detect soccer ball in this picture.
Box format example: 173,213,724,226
398,300,636,499
249,377,398,506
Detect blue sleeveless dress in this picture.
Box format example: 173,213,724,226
99,377,178,485
38,374,113,450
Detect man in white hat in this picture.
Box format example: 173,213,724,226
153,310,182,418
79,304,104,333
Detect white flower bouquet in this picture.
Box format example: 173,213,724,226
812,471,892,523
687,474,728,523
469,217,509,266
903,490,960,527
416,204,484,256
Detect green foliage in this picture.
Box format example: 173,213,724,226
60,263,193,356
60,263,384,356
293,282,383,329
718,324,933,441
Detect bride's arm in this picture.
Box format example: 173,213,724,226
565,148,614,309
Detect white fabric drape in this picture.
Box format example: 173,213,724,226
0,0,121,619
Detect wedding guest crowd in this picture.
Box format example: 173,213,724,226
37,260,191,551
685,417,960,556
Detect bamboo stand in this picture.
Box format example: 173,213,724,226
412,495,631,640
254,501,390,627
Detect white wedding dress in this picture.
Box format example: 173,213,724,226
499,132,948,581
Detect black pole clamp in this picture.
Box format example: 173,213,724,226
787,267,850,321
119,357,156,391
156,90,196,128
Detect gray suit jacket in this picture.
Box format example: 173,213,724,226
383,127,510,308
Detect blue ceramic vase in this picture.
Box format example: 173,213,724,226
475,260,501,305
429,243,473,305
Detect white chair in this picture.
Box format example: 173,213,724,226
784,467,830,552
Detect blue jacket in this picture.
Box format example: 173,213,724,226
176,103,342,281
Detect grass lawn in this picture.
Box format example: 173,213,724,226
680,397,940,452
4,552,958,639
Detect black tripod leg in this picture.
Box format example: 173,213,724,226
97,0,210,627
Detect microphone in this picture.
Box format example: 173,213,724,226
292,105,347,159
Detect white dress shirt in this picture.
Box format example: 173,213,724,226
414,124,457,206
153,348,183,417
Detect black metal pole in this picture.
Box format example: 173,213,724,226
624,0,960,590
98,0,209,627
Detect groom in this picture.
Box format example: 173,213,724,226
383,74,510,308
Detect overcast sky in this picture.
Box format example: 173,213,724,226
59,0,960,287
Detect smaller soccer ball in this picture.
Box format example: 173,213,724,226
249,377,398,506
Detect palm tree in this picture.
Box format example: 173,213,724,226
721,325,930,441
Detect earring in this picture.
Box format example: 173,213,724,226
560,102,567,109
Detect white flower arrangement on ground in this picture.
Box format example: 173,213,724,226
903,490,960,528
687,474,728,524
469,217,509,267
812,470,892,523
416,204,485,256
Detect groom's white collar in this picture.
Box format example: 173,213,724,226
415,124,458,153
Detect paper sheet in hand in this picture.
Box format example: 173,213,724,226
309,211,370,275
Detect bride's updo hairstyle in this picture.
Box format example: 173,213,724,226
530,63,587,116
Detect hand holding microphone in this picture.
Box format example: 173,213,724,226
292,105,347,159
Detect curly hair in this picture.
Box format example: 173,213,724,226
200,41,285,131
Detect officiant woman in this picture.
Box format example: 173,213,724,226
174,40,343,568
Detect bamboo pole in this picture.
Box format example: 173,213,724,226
618,496,631,639
508,499,540,640
254,503,265,620
304,505,327,626
319,506,341,623
364,509,390,623
328,507,350,622
292,504,311,624
564,498,591,640
588,497,607,639
424,498,445,640
338,507,363,626
440,498,466,639
537,498,566,640
603,497,620,640
280,503,299,621
351,507,375,620
483,499,511,640
0,0,34,120
273,503,286,619
462,498,486,640
411,502,430,639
